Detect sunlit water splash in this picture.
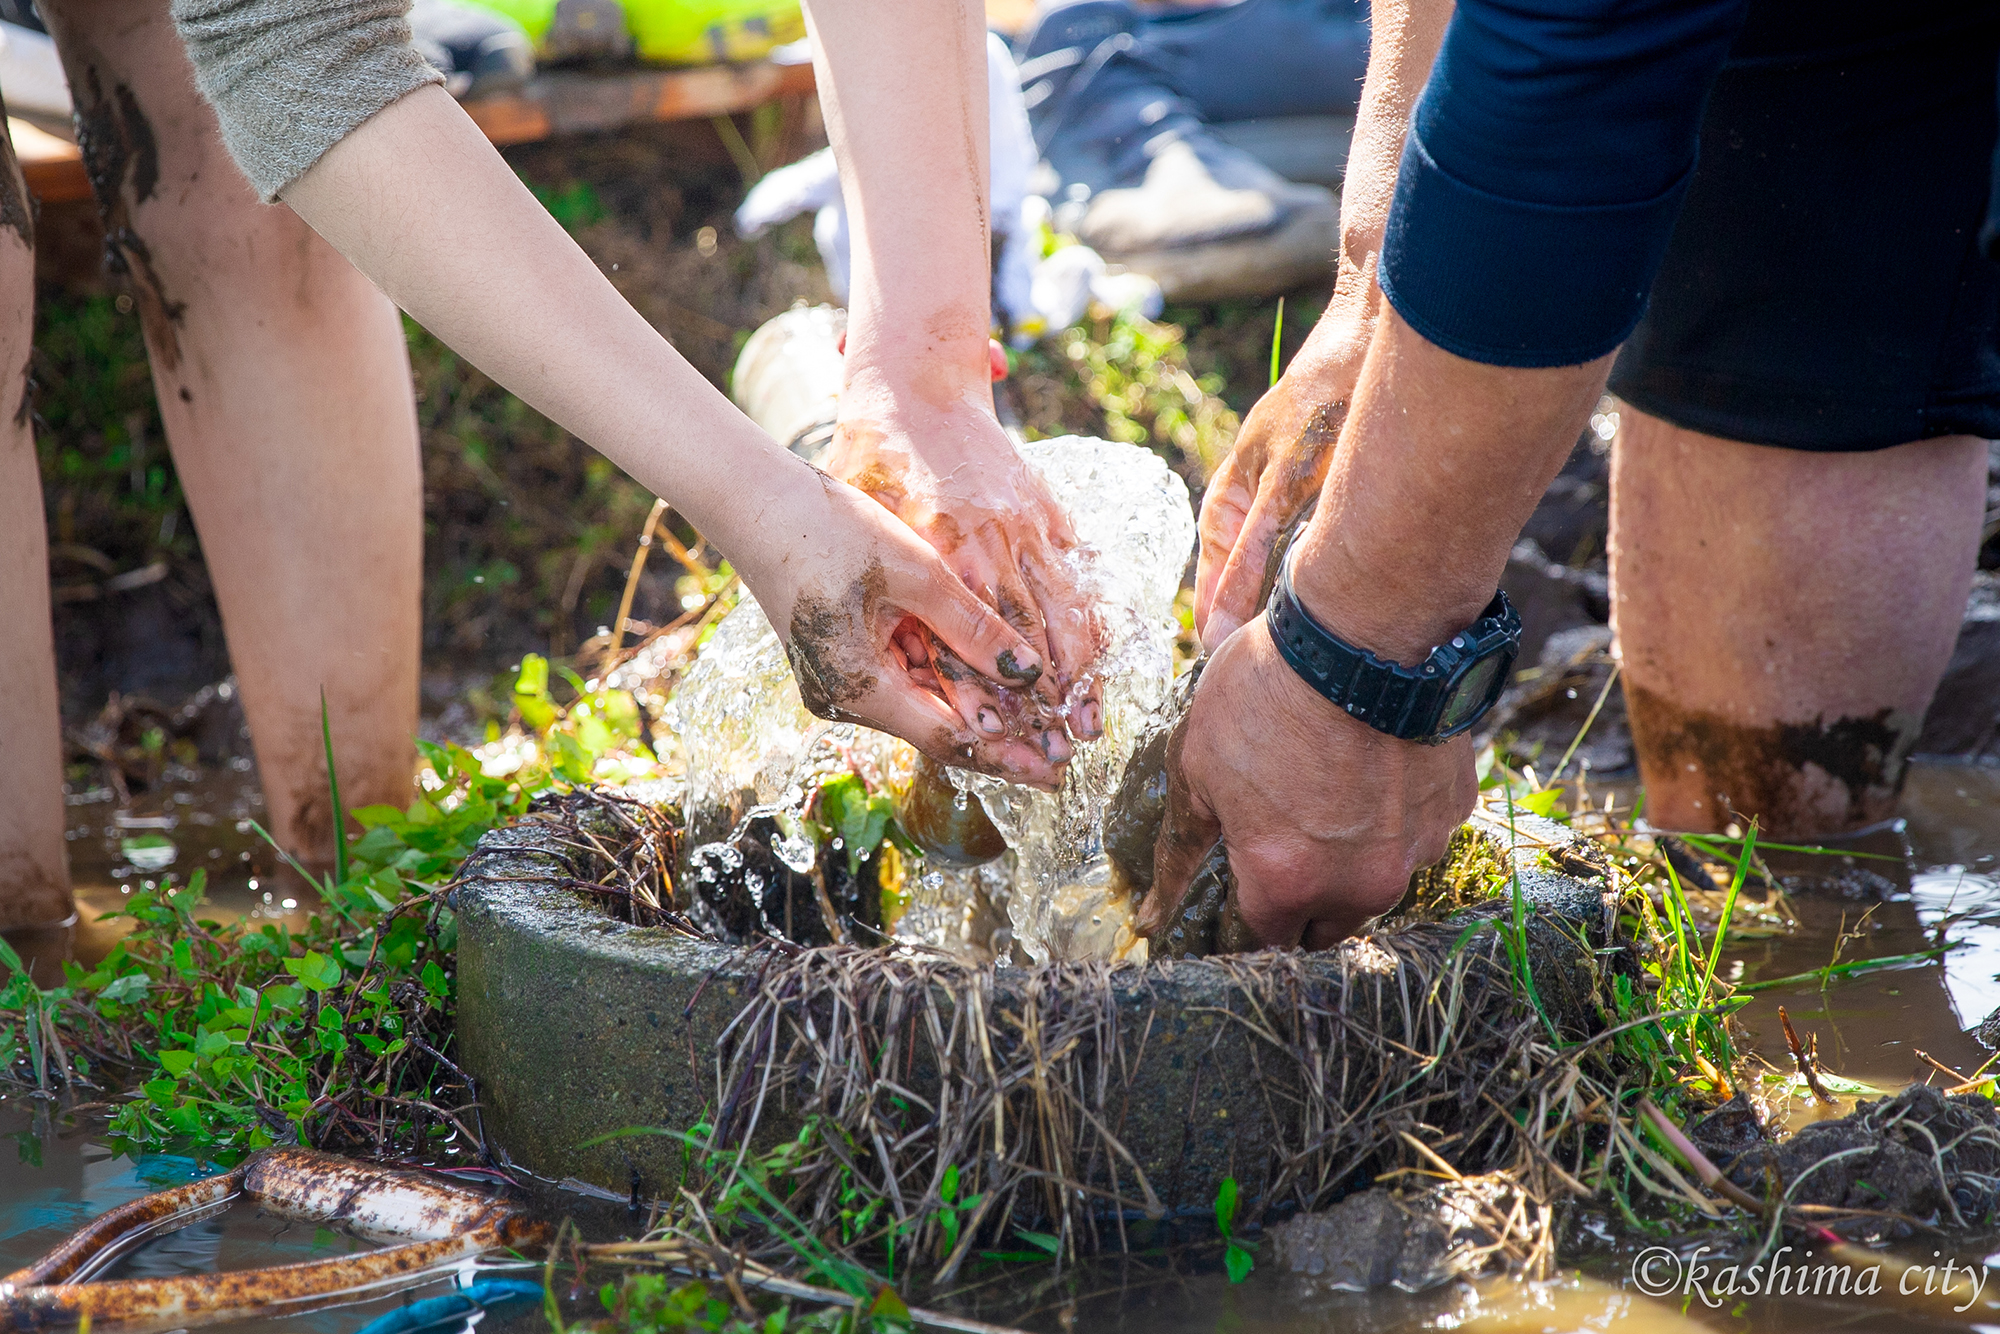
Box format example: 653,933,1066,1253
666,436,1193,962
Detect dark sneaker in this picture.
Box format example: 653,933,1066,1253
1016,0,1338,301
410,0,536,99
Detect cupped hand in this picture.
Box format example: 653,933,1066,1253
1194,259,1379,651
1139,615,1476,948
745,460,1071,790
823,394,1105,770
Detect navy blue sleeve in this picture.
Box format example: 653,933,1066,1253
1377,0,1747,368
1984,53,2000,260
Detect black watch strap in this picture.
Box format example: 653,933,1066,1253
1266,553,1519,744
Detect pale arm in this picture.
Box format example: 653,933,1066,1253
799,0,1107,778
282,85,1055,781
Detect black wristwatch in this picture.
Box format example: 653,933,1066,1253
1266,551,1520,745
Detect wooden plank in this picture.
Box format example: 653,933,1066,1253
10,59,819,209
462,60,816,146
11,117,90,205
984,0,1035,37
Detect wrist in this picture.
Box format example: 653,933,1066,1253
842,299,994,400
1286,524,1498,667
839,356,993,432
1267,552,1518,746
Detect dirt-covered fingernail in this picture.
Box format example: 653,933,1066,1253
994,647,1043,685
1077,699,1103,739
976,707,1003,736
1040,727,1073,766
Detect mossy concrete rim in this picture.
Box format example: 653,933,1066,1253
453,802,1617,1211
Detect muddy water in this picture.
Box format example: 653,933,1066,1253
0,1104,509,1333
4,768,316,986
0,760,1995,1333
1711,762,2000,1111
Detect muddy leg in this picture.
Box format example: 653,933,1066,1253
0,115,76,931
41,0,424,868
1609,407,1986,836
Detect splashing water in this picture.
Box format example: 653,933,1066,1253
667,436,1193,963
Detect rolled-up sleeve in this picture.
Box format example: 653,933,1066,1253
172,0,444,202
1378,0,1747,368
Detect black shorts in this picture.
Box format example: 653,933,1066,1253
1607,4,2000,452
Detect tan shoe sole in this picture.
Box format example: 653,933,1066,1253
1107,194,1338,304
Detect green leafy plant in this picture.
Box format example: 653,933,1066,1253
808,774,902,877
1015,307,1239,475
0,659,660,1160
931,1163,983,1261
1214,1176,1254,1284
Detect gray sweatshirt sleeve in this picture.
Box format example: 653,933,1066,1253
172,0,446,202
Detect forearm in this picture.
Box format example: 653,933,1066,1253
1292,0,1746,649
1289,307,1608,662
1336,0,1450,299
280,86,812,591
1284,0,1449,374
802,0,994,417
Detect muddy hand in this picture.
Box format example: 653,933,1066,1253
1195,256,1378,651
753,464,1068,790
825,401,1105,758
1141,612,1474,948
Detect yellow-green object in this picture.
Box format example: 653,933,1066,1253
462,0,557,42
628,0,804,65
456,0,804,65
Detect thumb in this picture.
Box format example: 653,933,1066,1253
1204,491,1316,653
1192,461,1251,638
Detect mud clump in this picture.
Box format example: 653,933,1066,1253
1267,1173,1542,1293
1695,1085,2000,1233
1103,659,1254,958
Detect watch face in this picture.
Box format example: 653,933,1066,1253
1438,653,1505,734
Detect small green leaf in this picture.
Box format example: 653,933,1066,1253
1225,1241,1255,1284
513,653,557,732
869,1287,911,1318
283,951,342,993
97,973,150,1004
1015,1229,1061,1256
1517,787,1563,818
262,984,304,1012
1214,1175,1239,1239
157,1050,197,1077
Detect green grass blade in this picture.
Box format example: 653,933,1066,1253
1549,663,1619,785
1657,858,1694,991
321,689,348,888
1698,824,1756,1003
1268,296,1285,389
1676,831,1899,862
1736,945,1956,994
